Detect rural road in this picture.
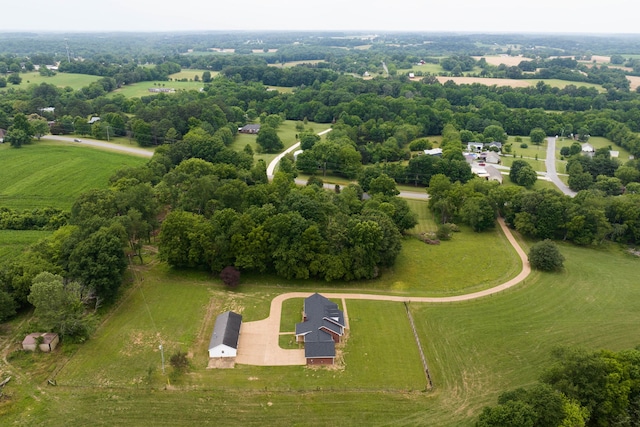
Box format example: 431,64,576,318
236,217,531,366
545,136,576,197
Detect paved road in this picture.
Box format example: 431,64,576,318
545,136,576,197
236,217,530,366
46,135,154,158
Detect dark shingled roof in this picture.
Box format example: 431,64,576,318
209,311,242,351
296,293,345,358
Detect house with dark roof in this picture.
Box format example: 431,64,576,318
238,124,261,134
295,293,345,365
208,311,242,358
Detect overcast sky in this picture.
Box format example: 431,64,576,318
2,0,639,34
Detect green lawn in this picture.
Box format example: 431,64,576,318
501,155,546,172
0,142,147,210
0,72,101,91
229,120,332,167
7,238,640,426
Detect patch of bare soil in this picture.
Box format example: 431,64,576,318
627,248,640,257
206,357,235,369
473,55,525,67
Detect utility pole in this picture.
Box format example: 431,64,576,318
159,344,165,375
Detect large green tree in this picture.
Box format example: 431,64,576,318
27,272,93,338
256,126,283,153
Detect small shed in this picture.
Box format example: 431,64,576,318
208,311,242,358
22,333,59,352
424,148,443,157
0,128,6,143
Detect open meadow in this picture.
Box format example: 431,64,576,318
0,72,101,91
0,142,147,210
3,226,640,426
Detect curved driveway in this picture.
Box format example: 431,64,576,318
235,217,531,366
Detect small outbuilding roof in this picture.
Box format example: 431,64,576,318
209,311,242,351
22,332,58,346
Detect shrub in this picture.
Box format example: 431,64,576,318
436,223,453,240
170,351,189,371
520,142,528,149
220,266,241,287
528,240,564,271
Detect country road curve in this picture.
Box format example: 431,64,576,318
235,217,531,366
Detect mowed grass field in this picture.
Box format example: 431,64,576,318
0,72,101,91
0,142,147,210
109,70,218,98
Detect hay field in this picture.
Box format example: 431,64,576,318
473,55,525,67
436,76,532,87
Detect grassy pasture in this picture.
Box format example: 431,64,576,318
229,120,332,167
0,142,147,210
7,237,640,425
269,60,326,68
110,80,204,98
0,72,101,91
0,230,52,261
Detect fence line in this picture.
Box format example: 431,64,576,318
404,302,433,390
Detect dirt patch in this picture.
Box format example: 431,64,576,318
120,331,163,357
206,357,235,369
474,55,525,67
627,76,640,91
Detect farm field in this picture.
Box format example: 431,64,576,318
108,70,220,98
435,76,605,91
0,141,147,210
0,230,52,261
0,72,101,91
4,233,639,426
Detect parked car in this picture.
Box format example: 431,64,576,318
73,139,81,142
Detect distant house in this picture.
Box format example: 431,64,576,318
581,143,595,153
148,87,175,93
484,152,501,165
485,165,503,184
295,293,346,365
0,128,6,143
87,116,101,124
22,333,59,352
467,142,484,152
488,141,503,150
238,124,261,134
208,311,242,358
424,148,443,157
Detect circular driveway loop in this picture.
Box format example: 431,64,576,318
235,218,531,366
